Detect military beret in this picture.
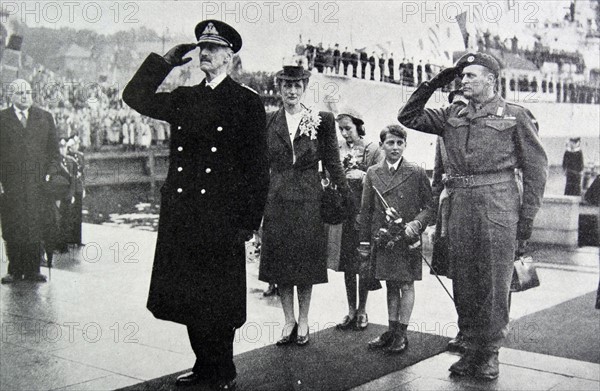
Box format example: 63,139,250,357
195,20,242,53
455,52,501,76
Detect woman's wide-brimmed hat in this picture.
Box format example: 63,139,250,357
275,65,311,81
336,106,364,125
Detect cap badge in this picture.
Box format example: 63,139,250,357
203,22,219,36
467,55,475,62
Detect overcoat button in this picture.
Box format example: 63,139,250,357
177,167,183,172
177,126,182,130
177,146,183,152
211,147,217,152
205,168,212,173
201,189,206,194
177,188,183,193
217,126,223,131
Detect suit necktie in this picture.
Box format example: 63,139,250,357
389,166,396,175
18,111,27,128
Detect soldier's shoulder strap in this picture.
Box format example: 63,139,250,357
505,102,539,133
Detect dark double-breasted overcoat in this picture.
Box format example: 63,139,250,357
259,108,347,285
0,106,60,245
359,159,435,281
122,53,269,329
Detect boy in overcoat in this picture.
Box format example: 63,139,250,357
358,125,434,354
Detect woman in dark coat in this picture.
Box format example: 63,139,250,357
259,66,348,345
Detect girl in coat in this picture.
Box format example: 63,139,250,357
259,66,349,346
335,107,383,331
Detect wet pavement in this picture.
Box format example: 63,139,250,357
1,223,599,390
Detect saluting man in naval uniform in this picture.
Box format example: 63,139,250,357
123,20,269,390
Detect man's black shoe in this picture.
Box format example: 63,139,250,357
449,349,478,376
215,377,236,390
175,371,202,386
447,332,467,353
368,331,394,349
473,349,500,380
383,334,408,354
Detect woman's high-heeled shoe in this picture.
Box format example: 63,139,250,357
355,313,369,330
296,330,310,346
336,313,356,330
276,323,298,346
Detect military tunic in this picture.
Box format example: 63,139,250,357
398,83,547,346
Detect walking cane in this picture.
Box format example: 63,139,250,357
46,251,52,281
420,253,453,303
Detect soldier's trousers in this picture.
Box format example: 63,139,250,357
448,180,519,348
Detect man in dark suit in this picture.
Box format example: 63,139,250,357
399,58,406,85
406,58,415,86
1,79,61,284
342,47,350,76
368,52,376,80
305,39,314,70
350,49,359,78
416,60,423,84
388,53,395,82
379,53,386,82
333,43,341,74
359,50,368,79
122,20,269,390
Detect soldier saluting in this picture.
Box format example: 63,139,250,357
398,53,547,380
122,20,269,390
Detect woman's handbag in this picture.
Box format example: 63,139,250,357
319,161,351,225
510,255,540,292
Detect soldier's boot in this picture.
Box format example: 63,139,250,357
449,347,478,376
473,347,500,380
447,331,467,354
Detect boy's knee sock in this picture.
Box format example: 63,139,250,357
397,323,408,336
389,320,399,333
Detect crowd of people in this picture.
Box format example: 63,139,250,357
295,38,600,105
295,38,436,86
0,65,172,152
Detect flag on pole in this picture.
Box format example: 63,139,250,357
455,12,469,49
428,25,442,59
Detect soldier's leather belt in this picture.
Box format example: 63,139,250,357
444,171,514,188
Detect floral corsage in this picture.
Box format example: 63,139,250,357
298,107,321,140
